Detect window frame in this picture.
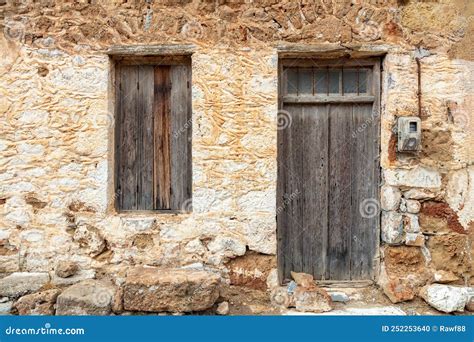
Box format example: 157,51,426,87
280,58,377,104
112,55,192,214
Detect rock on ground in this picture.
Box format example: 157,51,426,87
328,291,350,303
123,267,220,313
0,301,12,315
286,306,407,316
420,284,468,313
56,279,116,315
216,301,229,315
0,272,49,298
381,278,415,303
13,289,61,315
294,286,332,313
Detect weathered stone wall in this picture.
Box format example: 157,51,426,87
0,0,472,314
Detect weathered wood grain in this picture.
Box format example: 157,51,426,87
153,66,172,209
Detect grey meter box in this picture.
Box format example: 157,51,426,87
397,117,421,152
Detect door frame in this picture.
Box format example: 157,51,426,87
276,57,382,285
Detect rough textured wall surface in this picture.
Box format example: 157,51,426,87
0,0,472,314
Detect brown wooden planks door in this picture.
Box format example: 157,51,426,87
277,59,380,282
115,59,192,212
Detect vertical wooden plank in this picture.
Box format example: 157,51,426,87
276,108,287,282
328,103,352,280
114,63,122,210
350,103,377,279
287,105,304,276
153,66,172,209
186,63,192,209
372,60,381,281
137,66,154,210
118,65,139,211
278,105,303,281
170,64,191,210
277,63,287,283
302,105,329,280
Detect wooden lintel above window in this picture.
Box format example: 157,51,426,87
106,44,195,57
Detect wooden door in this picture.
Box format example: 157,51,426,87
277,58,380,282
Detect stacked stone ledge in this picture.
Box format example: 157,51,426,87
0,267,222,315
379,167,473,313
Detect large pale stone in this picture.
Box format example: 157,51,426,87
73,224,106,257
420,284,468,313
294,287,333,313
56,280,115,315
381,185,401,211
445,169,468,212
244,217,276,255
13,289,61,315
207,236,246,258
403,189,436,200
466,288,474,311
123,267,220,312
406,200,421,214
384,167,441,189
381,211,404,244
0,272,49,298
0,254,20,273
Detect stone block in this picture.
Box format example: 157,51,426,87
294,286,333,313
123,267,220,312
406,200,421,214
13,289,61,315
0,272,49,298
381,211,404,244
56,280,115,315
420,284,468,313
381,185,401,211
384,167,441,189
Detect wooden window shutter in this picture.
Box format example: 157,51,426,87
115,58,192,211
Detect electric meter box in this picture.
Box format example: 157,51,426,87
397,117,421,152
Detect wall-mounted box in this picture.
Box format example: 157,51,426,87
397,117,421,152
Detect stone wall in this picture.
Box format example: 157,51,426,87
0,0,472,314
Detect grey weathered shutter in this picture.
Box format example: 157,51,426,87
116,59,192,211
